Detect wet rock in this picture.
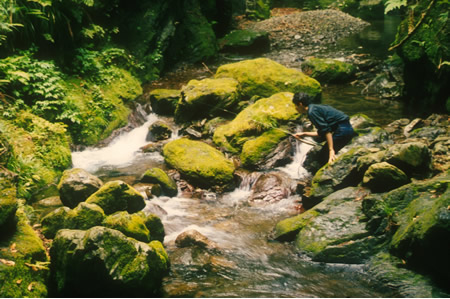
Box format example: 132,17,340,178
140,142,164,153
301,57,356,84
57,168,103,209
350,113,377,131
146,121,172,142
163,139,235,190
149,89,180,116
295,187,381,263
175,77,240,123
85,180,146,215
49,226,169,297
32,196,63,220
140,168,177,197
215,58,321,99
362,162,410,193
250,172,294,204
219,29,270,54
140,212,165,243
175,229,219,252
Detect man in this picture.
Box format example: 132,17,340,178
292,92,355,164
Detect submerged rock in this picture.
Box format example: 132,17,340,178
249,172,294,204
49,226,169,297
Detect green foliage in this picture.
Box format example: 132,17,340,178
384,0,407,14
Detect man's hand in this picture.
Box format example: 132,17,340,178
328,149,336,164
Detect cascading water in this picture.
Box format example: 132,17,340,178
70,112,389,297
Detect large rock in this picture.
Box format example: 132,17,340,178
149,89,180,116
174,77,240,123
140,168,177,197
249,172,294,204
41,202,106,238
86,181,146,215
362,171,450,289
294,187,381,263
301,57,356,83
162,139,235,190
57,168,103,209
384,142,432,177
213,92,299,154
49,226,169,297
214,58,321,99
146,121,172,142
362,162,410,193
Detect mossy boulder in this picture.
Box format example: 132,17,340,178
240,128,289,170
384,142,432,177
214,58,321,99
162,138,235,190
41,202,106,239
389,173,450,285
140,168,177,197
57,168,103,209
245,0,271,20
49,226,169,297
174,77,240,123
213,92,299,154
301,57,356,84
0,205,49,297
273,209,320,242
295,187,381,263
102,211,151,243
0,111,72,200
149,89,181,116
85,181,146,215
362,162,410,193
219,29,270,54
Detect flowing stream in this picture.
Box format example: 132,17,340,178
70,16,404,297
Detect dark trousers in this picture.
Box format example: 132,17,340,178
319,120,355,163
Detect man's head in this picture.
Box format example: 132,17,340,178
292,92,318,113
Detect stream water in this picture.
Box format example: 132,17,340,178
71,16,404,298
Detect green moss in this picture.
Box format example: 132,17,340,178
86,181,145,215
273,210,320,241
102,211,150,243
139,212,165,243
301,58,356,83
0,205,49,297
62,66,142,146
215,58,321,99
163,138,235,189
149,89,181,116
0,111,71,200
241,128,288,168
141,168,177,197
213,92,299,153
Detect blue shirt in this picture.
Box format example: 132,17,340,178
307,104,349,137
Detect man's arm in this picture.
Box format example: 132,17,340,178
325,132,336,163
293,131,319,138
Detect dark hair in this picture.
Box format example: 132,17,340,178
292,92,320,106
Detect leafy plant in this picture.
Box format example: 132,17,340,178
384,0,407,14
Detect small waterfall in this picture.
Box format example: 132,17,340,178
72,113,165,173
277,137,314,180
